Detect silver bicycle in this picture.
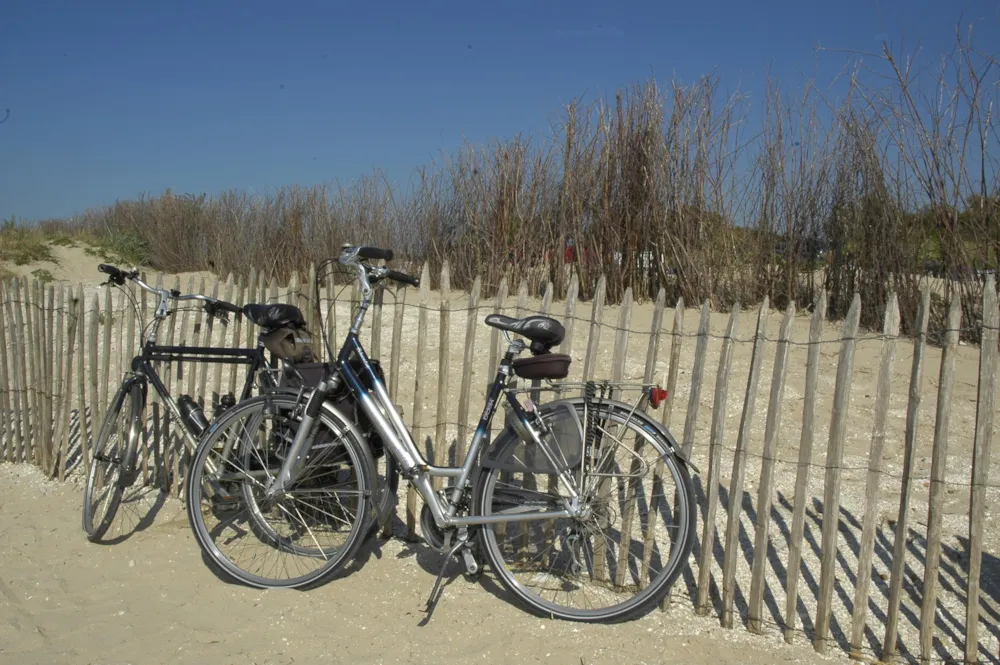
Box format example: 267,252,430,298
184,245,698,623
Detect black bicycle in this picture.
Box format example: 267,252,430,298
184,246,697,624
82,264,308,541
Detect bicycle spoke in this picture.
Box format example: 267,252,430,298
479,402,696,621
186,394,371,588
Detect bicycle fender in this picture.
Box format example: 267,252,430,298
119,371,148,401
318,398,398,530
538,396,700,475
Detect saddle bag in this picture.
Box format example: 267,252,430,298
261,326,315,364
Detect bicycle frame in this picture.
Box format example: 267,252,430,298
338,332,584,530
266,259,586,531
128,339,273,453
103,272,278,457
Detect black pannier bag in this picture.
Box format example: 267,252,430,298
277,356,388,459
480,401,584,475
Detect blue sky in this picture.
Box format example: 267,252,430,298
1,0,998,222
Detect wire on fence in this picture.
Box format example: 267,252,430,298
2,269,998,665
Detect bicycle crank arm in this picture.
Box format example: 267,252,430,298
461,546,479,576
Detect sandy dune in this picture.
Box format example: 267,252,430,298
3,242,215,289
0,464,850,665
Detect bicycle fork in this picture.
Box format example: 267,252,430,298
263,378,335,499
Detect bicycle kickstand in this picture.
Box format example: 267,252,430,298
423,528,477,613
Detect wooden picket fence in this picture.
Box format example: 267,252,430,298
0,261,998,665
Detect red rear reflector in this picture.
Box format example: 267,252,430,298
650,386,668,409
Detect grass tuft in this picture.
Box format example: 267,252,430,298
30,268,55,283
0,218,56,266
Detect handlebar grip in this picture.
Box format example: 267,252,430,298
98,263,127,285
357,246,394,261
386,269,419,287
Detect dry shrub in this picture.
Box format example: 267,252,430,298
42,21,999,342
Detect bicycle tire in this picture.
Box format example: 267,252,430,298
185,393,376,589
473,400,697,623
82,379,144,542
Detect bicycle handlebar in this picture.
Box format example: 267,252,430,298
212,299,243,315
98,263,138,285
178,292,242,315
357,246,393,261
337,245,419,288
97,264,242,319
384,269,420,287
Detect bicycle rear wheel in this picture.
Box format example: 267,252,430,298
473,400,697,622
185,393,375,589
82,379,143,542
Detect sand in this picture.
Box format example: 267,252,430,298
0,463,852,665
2,243,216,288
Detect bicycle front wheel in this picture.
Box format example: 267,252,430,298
82,379,143,542
473,400,697,622
185,393,375,589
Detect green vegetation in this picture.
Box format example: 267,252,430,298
0,217,55,266
80,232,149,267
35,218,150,267
47,232,78,247
30,268,54,284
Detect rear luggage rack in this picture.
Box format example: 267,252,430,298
505,378,669,412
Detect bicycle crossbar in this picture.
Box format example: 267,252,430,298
147,345,259,356
144,354,257,365
144,345,261,365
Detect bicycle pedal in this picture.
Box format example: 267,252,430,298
211,493,240,508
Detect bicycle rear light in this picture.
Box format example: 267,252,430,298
649,385,668,409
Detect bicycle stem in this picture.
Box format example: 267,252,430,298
349,264,374,336
351,298,370,336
